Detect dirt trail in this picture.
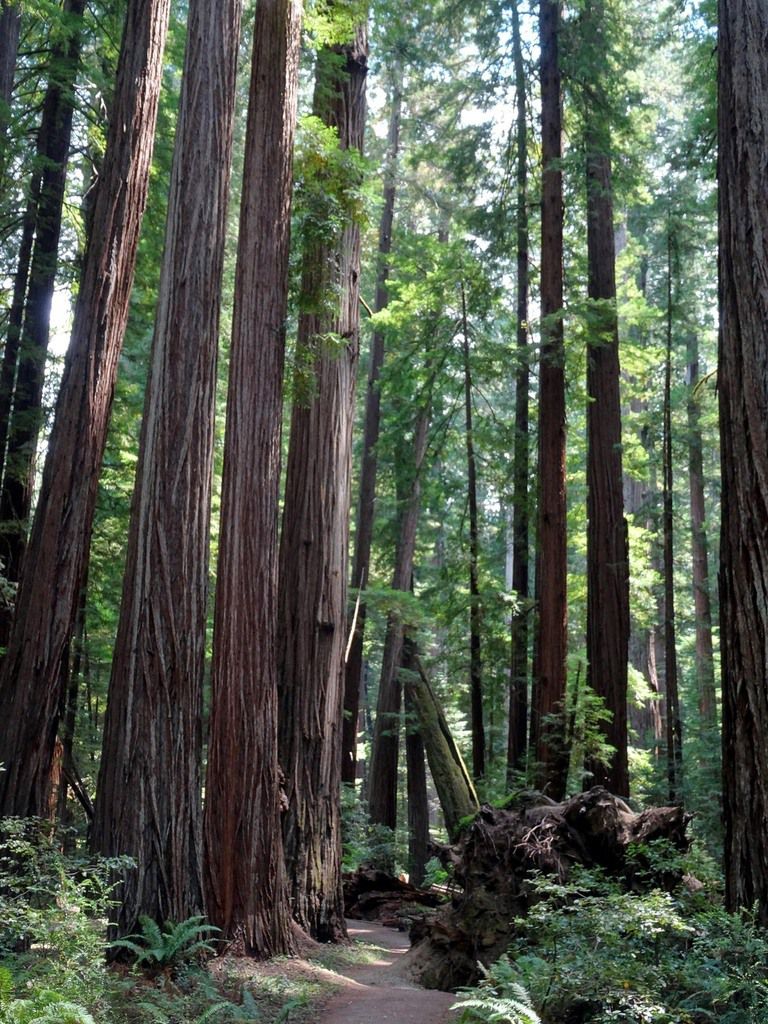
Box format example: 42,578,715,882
316,920,458,1024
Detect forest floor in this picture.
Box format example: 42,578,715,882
206,918,458,1024
314,920,458,1024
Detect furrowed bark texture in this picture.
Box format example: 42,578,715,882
404,641,429,887
532,0,568,799
0,0,171,818
203,0,301,957
0,1,20,149
507,0,530,781
585,144,630,797
0,0,86,605
342,74,402,787
91,0,243,936
718,0,768,924
278,28,368,942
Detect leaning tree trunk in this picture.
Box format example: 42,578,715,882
532,0,569,799
507,0,530,782
584,131,630,797
342,71,402,786
404,640,429,887
202,0,301,958
718,0,768,925
0,0,172,819
685,334,717,733
0,0,87,626
91,0,243,938
278,25,368,943
403,650,479,841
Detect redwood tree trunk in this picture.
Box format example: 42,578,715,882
0,0,172,819
343,73,402,786
203,0,301,957
532,0,569,799
0,0,87,611
91,0,242,937
0,1,20,150
507,0,530,782
718,0,768,923
685,334,717,733
404,639,429,887
278,26,368,942
585,138,630,797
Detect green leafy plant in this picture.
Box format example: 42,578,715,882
110,915,219,969
0,989,96,1024
452,957,540,1024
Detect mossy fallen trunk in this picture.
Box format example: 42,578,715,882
398,787,691,992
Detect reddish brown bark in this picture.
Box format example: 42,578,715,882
91,0,242,937
203,0,301,957
404,639,429,887
278,27,368,942
531,0,568,799
718,0,768,923
585,142,630,797
0,1,20,150
343,73,402,786
507,0,530,782
0,0,172,819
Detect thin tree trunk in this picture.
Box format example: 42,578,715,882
584,136,630,797
718,0,768,923
531,0,569,799
343,73,402,786
278,25,368,943
0,0,172,819
507,0,530,783
404,640,429,887
685,334,717,732
203,0,301,958
92,0,243,938
368,402,430,830
461,281,484,780
663,224,682,803
0,0,87,616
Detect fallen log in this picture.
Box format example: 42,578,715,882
343,866,443,926
397,787,692,991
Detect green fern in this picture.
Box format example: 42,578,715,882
1,992,96,1024
109,914,219,968
452,957,541,1024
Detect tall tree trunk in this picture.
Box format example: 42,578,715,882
368,400,430,830
685,334,717,733
584,136,630,797
203,0,301,958
461,281,484,780
0,0,87,626
343,73,402,786
663,224,682,803
404,640,429,887
91,0,243,938
507,0,530,783
718,0,768,923
0,0,172,819
278,26,368,943
531,0,568,799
